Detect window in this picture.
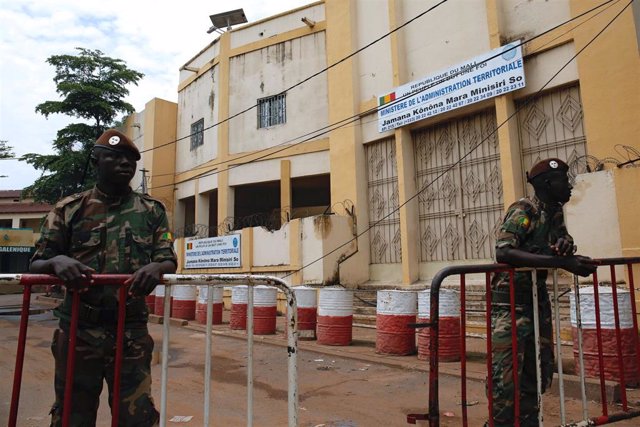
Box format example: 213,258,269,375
190,118,204,151
257,94,286,128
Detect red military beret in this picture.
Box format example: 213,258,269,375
527,158,569,182
94,129,141,160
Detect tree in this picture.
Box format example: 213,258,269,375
0,140,13,159
22,48,144,203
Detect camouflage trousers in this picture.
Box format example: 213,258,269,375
489,289,554,427
50,328,159,427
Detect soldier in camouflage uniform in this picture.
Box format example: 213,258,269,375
489,158,597,426
30,129,177,427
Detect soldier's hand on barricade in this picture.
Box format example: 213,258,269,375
125,262,164,297
49,255,94,291
551,237,576,256
563,255,598,277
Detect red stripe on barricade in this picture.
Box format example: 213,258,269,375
8,284,31,427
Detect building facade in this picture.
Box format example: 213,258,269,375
125,0,640,286
0,190,51,274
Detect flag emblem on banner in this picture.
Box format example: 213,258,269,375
186,242,193,250
379,92,396,106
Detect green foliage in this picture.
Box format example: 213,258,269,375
0,140,14,159
22,48,144,203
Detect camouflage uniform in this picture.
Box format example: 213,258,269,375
489,197,572,426
32,186,177,427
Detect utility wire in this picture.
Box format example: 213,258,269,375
280,0,633,280
138,0,450,156
145,0,615,180
147,0,619,190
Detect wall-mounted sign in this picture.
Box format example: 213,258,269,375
184,234,241,269
377,42,525,133
0,246,31,253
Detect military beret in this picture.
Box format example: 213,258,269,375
527,158,569,182
94,129,141,160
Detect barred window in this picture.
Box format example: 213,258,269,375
190,118,204,151
257,94,286,128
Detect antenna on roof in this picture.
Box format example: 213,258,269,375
207,8,248,34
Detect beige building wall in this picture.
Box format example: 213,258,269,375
137,0,639,289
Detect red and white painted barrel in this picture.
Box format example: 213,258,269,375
171,285,196,320
154,285,173,317
196,286,224,325
570,287,639,385
293,286,318,340
317,287,353,346
376,290,417,355
417,289,461,362
253,285,277,335
230,285,248,330
145,288,155,314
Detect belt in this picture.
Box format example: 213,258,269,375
491,289,533,306
76,300,146,324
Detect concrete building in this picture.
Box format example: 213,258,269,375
123,0,640,287
0,190,51,273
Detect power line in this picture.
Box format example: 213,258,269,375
280,0,633,280
147,0,618,191
138,1,451,156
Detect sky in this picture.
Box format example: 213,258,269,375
0,0,313,190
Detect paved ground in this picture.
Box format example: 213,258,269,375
1,293,639,426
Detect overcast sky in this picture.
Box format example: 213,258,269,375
0,0,313,190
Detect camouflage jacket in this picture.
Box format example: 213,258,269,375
32,186,177,331
492,197,573,293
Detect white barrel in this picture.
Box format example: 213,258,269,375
317,287,353,345
253,286,277,335
198,286,224,304
171,285,196,320
254,285,277,306
154,285,173,317
291,287,318,339
417,289,461,362
294,286,318,308
376,290,417,355
196,286,224,325
570,287,633,328
230,285,248,330
232,285,249,304
570,287,638,384
418,289,460,318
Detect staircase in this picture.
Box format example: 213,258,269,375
351,279,575,337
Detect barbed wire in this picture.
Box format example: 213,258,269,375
569,145,640,181
173,200,357,238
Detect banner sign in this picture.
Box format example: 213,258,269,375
377,42,525,132
0,246,32,253
184,234,241,269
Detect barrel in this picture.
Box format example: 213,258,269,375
417,289,461,362
253,286,277,335
376,290,417,355
230,285,248,330
145,289,155,314
154,285,173,317
196,286,224,325
570,287,639,385
171,285,196,320
292,286,318,340
317,287,353,346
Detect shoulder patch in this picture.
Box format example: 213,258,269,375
54,191,88,209
139,193,168,211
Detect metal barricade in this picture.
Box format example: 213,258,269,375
2,273,299,427
410,257,640,427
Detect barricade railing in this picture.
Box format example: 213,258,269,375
410,257,640,427
1,273,299,427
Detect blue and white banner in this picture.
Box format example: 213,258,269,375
378,42,525,132
184,234,241,269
